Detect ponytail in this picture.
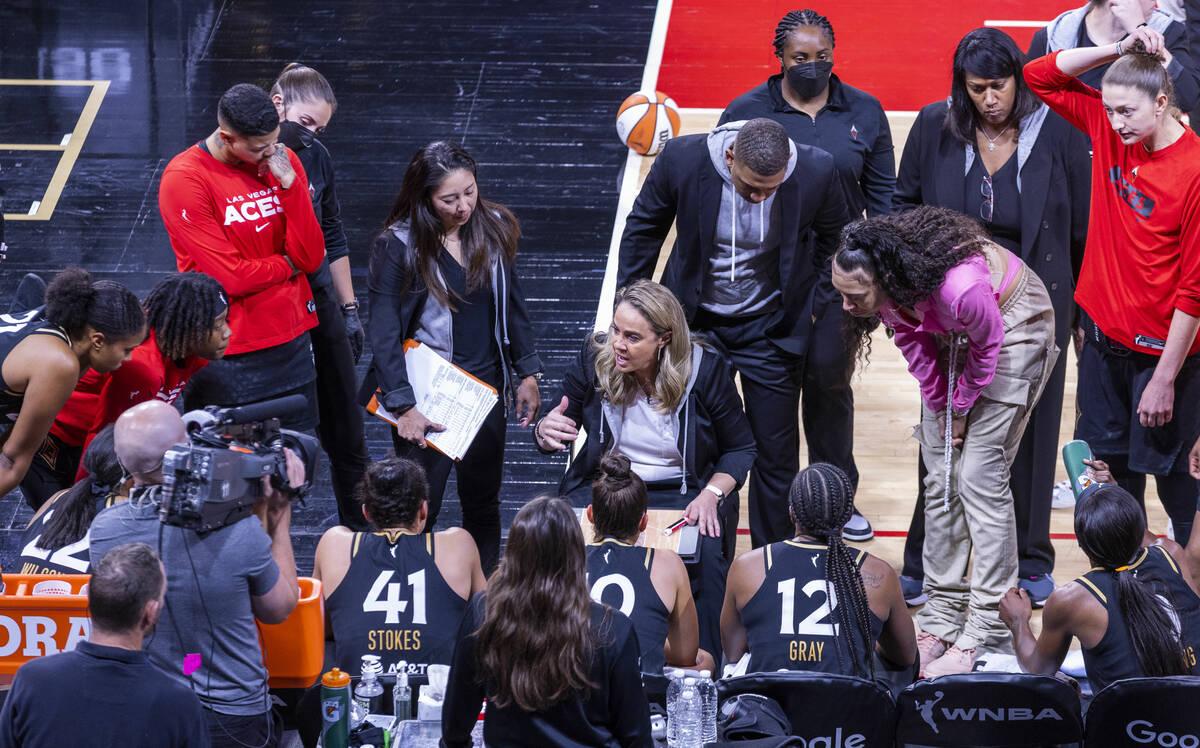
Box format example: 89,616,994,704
44,267,144,341
1103,41,1181,120
788,463,875,679
270,62,337,113
38,424,123,550
1076,485,1190,677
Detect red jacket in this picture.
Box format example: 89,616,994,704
158,143,324,354
1025,52,1200,356
51,329,210,477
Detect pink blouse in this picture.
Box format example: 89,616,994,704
879,252,1018,413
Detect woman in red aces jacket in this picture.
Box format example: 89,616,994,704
158,83,324,429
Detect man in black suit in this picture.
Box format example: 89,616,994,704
618,117,853,548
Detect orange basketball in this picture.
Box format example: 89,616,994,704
615,90,682,156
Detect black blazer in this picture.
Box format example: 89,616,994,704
893,100,1091,344
616,133,851,355
546,334,756,500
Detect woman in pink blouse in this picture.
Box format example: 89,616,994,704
831,206,1058,677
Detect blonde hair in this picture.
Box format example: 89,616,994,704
1102,42,1181,120
593,280,692,413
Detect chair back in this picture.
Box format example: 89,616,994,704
1083,676,1200,748
717,670,896,745
895,673,1082,747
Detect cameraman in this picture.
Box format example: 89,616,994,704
89,400,303,748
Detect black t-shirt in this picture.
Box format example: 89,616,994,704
0,640,209,746
438,250,501,387
965,152,1021,254
739,540,882,676
586,538,671,673
1077,544,1200,692
325,531,467,678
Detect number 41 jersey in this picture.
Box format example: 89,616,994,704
739,540,882,675
326,531,467,678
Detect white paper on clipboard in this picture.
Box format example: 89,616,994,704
367,342,498,461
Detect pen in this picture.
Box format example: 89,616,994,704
662,517,688,536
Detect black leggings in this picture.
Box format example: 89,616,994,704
1097,453,1198,544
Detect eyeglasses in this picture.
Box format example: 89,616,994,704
980,174,993,224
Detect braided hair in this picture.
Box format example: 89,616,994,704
1075,485,1191,677
143,273,227,359
772,9,835,56
788,463,874,679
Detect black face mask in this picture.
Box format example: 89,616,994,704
277,119,315,150
784,61,833,100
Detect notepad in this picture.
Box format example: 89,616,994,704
367,341,499,461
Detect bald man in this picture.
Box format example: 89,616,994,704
90,400,304,748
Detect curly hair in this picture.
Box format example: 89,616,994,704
835,206,987,371
143,273,226,359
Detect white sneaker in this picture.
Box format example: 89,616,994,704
1051,479,1075,509
843,511,874,541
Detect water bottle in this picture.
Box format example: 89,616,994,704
390,660,412,734
1062,439,1096,499
698,670,717,744
675,683,702,748
353,654,384,726
319,667,351,748
665,668,684,746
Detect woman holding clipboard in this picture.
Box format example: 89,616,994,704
366,140,543,573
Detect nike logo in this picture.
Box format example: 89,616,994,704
255,223,270,232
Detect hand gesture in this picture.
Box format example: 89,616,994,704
263,144,296,189
535,396,578,451
1123,24,1169,60
998,586,1032,631
684,489,722,538
1137,374,1174,428
1110,0,1151,34
515,376,540,427
936,411,967,449
396,407,445,447
1189,435,1200,479
1083,457,1114,485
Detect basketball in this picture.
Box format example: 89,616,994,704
615,90,681,156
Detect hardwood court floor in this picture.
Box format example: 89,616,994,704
649,111,1171,634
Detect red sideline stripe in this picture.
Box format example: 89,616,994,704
736,529,1081,540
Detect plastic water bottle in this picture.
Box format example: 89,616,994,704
1062,439,1096,499
665,668,684,747
319,667,351,748
675,683,702,748
352,654,384,726
390,660,412,733
698,670,717,743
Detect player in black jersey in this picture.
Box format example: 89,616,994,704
1001,484,1200,692
722,463,915,676
17,424,128,575
313,456,486,678
0,267,143,508
586,454,715,674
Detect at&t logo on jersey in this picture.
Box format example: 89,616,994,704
223,188,283,226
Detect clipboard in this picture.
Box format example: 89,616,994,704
366,340,499,461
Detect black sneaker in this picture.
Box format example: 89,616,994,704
842,511,874,541
1018,573,1055,608
900,574,927,606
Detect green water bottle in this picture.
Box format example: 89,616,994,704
1062,439,1095,500
320,667,351,748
